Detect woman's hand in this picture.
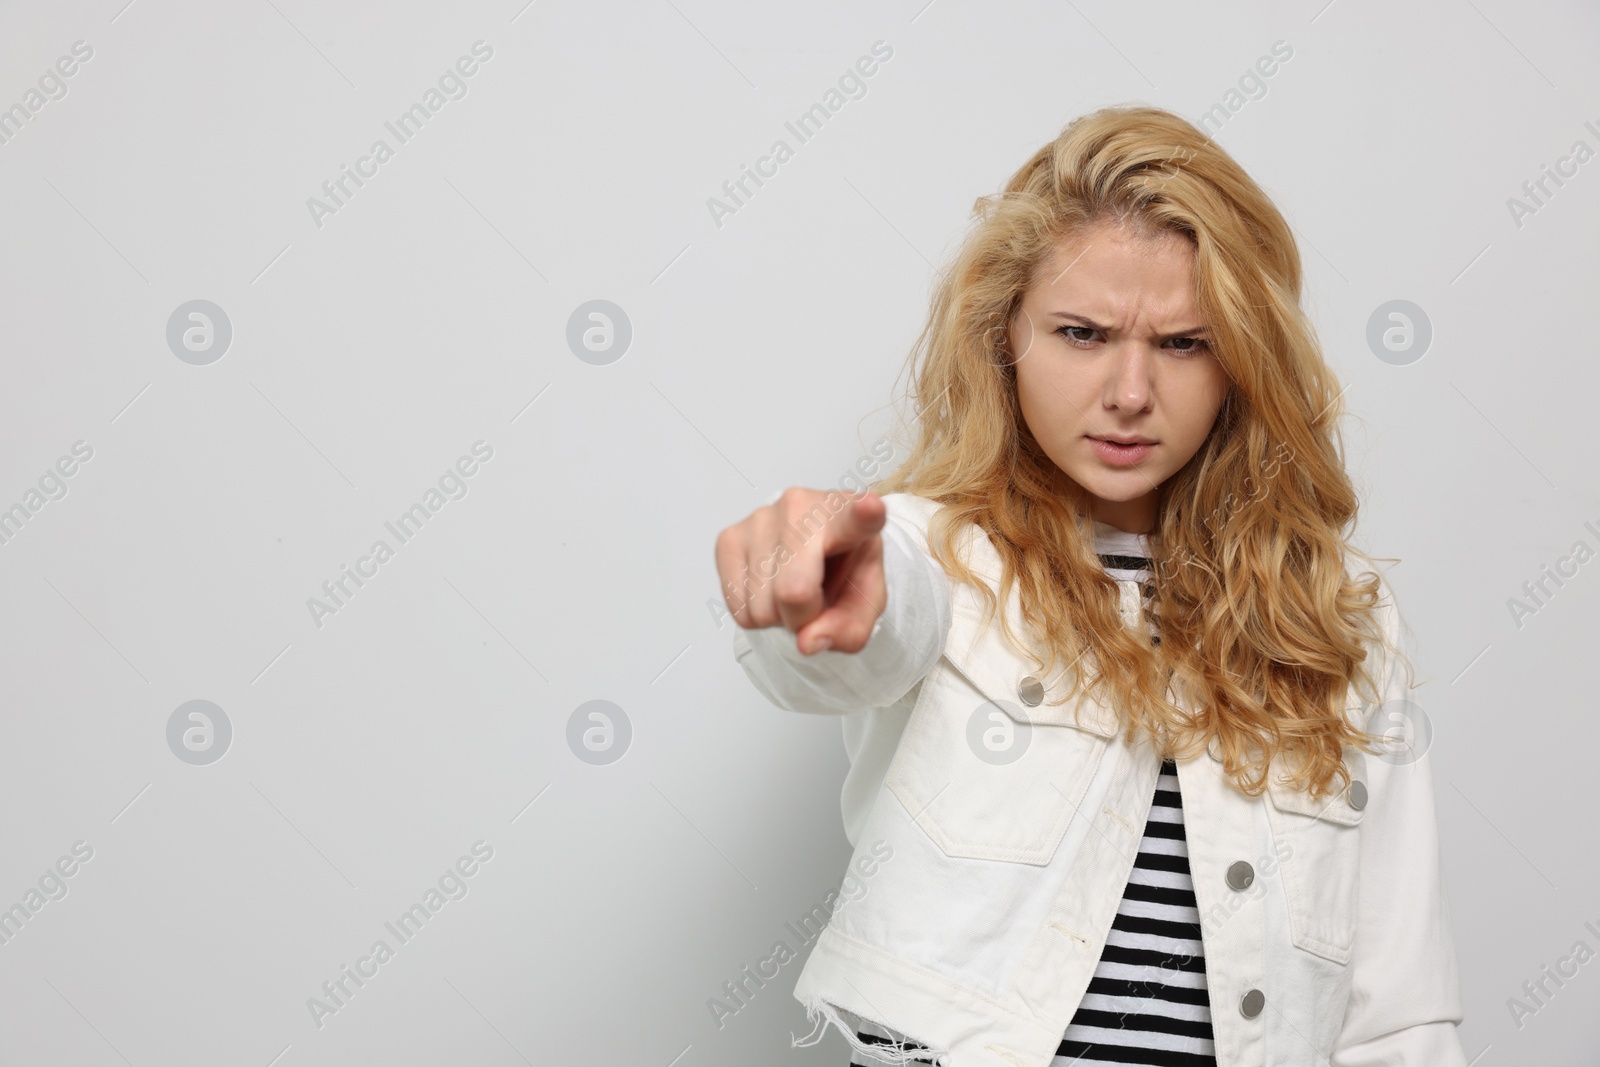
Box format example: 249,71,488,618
715,489,889,656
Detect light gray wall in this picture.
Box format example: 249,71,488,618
0,0,1592,1063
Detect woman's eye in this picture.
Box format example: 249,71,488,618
1053,325,1211,355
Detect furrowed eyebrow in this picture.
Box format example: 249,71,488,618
1047,311,1210,339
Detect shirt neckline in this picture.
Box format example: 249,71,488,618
1090,518,1153,561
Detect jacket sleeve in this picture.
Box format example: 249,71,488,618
729,500,951,715
1329,574,1469,1067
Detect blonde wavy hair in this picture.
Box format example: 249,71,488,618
870,104,1404,801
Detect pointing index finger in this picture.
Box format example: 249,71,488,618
817,491,887,556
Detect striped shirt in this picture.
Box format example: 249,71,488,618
1055,758,1217,1064
849,522,1217,1066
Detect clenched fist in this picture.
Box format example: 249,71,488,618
715,489,889,656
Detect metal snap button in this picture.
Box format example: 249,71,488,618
1348,780,1368,810
1240,988,1265,1018
1226,860,1255,891
1018,675,1045,707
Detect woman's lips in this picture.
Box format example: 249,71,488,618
1088,436,1155,466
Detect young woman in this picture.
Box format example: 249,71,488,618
715,105,1466,1067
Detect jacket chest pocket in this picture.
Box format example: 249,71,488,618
885,606,1120,866
1263,753,1368,965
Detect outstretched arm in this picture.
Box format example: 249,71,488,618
728,495,951,715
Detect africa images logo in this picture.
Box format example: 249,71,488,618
707,839,893,1031
305,840,494,1029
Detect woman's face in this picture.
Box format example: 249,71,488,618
1006,221,1231,534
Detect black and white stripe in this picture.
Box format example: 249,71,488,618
1054,757,1217,1065
1055,542,1216,1065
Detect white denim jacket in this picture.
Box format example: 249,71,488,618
731,492,1467,1067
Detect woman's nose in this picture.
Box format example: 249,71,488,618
1103,343,1155,411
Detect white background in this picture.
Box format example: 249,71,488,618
0,0,1595,1063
